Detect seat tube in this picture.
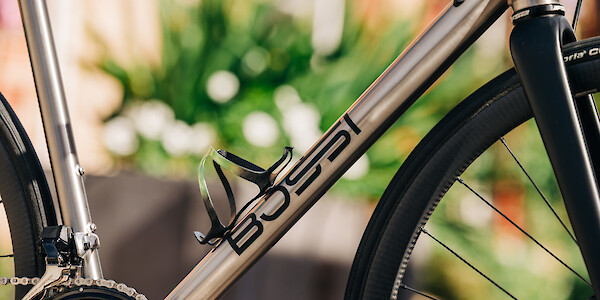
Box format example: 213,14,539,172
510,1,600,294
18,0,103,279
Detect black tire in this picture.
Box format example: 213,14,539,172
346,36,600,299
0,92,57,298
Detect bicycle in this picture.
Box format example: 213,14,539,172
2,0,600,298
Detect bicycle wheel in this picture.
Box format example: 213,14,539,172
0,92,57,299
346,36,600,299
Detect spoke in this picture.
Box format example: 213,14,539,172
500,137,577,244
398,283,440,300
457,177,592,287
0,254,13,258
420,227,517,300
572,0,584,30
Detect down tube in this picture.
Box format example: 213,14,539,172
167,0,508,298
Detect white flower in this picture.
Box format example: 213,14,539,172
312,0,345,55
243,112,280,147
161,120,193,156
125,100,175,140
281,102,322,153
189,123,216,155
206,70,240,103
242,48,268,76
274,85,324,153
343,155,369,180
274,85,302,111
103,117,139,156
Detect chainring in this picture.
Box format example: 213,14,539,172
38,286,137,300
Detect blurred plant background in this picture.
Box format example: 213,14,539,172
95,0,598,299
91,0,600,298
98,0,510,199
0,0,598,298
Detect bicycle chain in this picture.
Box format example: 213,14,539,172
0,276,148,300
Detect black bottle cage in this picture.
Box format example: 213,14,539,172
194,146,293,245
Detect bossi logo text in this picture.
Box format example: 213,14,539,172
226,114,361,255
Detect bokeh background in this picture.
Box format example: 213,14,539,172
0,0,599,299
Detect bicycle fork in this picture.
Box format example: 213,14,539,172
510,1,600,295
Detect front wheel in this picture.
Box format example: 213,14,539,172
347,37,600,299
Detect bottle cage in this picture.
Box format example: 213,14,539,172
194,147,293,245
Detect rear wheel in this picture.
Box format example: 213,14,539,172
0,92,57,299
347,37,600,299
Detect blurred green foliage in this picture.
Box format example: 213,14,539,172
98,0,506,199
95,0,595,298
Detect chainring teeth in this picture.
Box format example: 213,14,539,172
0,276,147,300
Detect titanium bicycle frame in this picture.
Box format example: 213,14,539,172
16,0,600,298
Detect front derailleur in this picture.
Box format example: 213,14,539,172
22,225,99,300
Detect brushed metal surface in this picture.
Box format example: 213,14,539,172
511,0,562,11
18,0,103,279
167,0,508,298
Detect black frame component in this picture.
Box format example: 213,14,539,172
510,12,600,295
576,95,600,177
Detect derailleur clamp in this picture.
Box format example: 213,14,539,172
74,231,101,258
194,146,293,245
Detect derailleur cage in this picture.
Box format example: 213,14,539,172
195,146,293,245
